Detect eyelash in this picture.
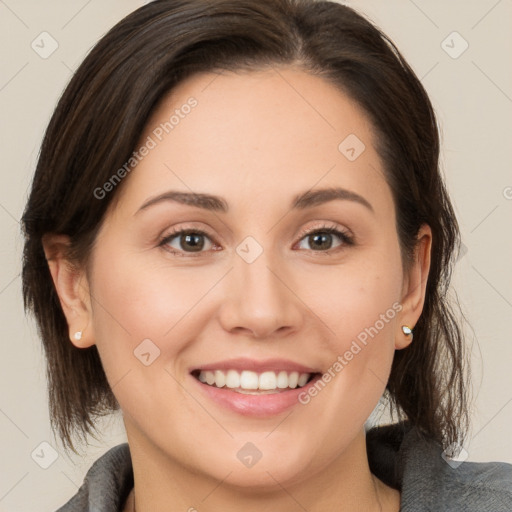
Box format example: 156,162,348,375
158,223,355,257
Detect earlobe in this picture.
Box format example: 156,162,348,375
42,234,95,348
396,324,414,350
396,224,432,350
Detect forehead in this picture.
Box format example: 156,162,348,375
112,67,392,218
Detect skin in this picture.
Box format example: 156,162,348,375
44,66,431,512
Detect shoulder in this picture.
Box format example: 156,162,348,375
366,422,512,511
56,443,133,512
433,458,512,508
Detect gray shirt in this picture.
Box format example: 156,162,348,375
56,422,512,511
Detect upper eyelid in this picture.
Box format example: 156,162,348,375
160,225,217,243
296,222,352,240
161,222,349,240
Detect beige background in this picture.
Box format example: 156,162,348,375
0,0,511,510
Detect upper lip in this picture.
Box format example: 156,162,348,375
190,357,321,374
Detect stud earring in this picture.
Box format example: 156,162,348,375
401,325,413,341
73,331,83,341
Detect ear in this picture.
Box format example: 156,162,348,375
42,233,95,348
396,224,432,350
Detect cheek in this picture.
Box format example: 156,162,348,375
87,245,219,394
87,247,207,419
90,248,211,341
301,254,402,346
299,251,403,403
331,274,401,352
283,263,402,475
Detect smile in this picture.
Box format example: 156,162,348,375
189,358,323,416
193,369,316,393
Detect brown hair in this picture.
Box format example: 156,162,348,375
21,0,469,453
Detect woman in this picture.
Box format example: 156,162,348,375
21,0,511,510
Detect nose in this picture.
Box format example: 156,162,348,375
218,248,303,340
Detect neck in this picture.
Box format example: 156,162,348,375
123,422,399,512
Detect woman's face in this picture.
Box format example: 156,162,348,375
79,67,426,487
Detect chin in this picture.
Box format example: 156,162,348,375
185,435,319,492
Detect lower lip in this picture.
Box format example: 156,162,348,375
191,373,321,417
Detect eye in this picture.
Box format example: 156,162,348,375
159,223,354,257
159,228,216,256
295,224,354,253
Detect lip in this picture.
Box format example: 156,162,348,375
190,371,322,417
189,357,320,374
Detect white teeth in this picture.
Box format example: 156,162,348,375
276,371,289,389
225,369,240,389
214,370,225,388
259,371,277,390
196,369,312,391
288,371,299,388
297,373,309,387
240,370,259,389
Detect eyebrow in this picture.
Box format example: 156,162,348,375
135,187,374,215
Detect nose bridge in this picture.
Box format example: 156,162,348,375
219,236,302,338
238,249,282,308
